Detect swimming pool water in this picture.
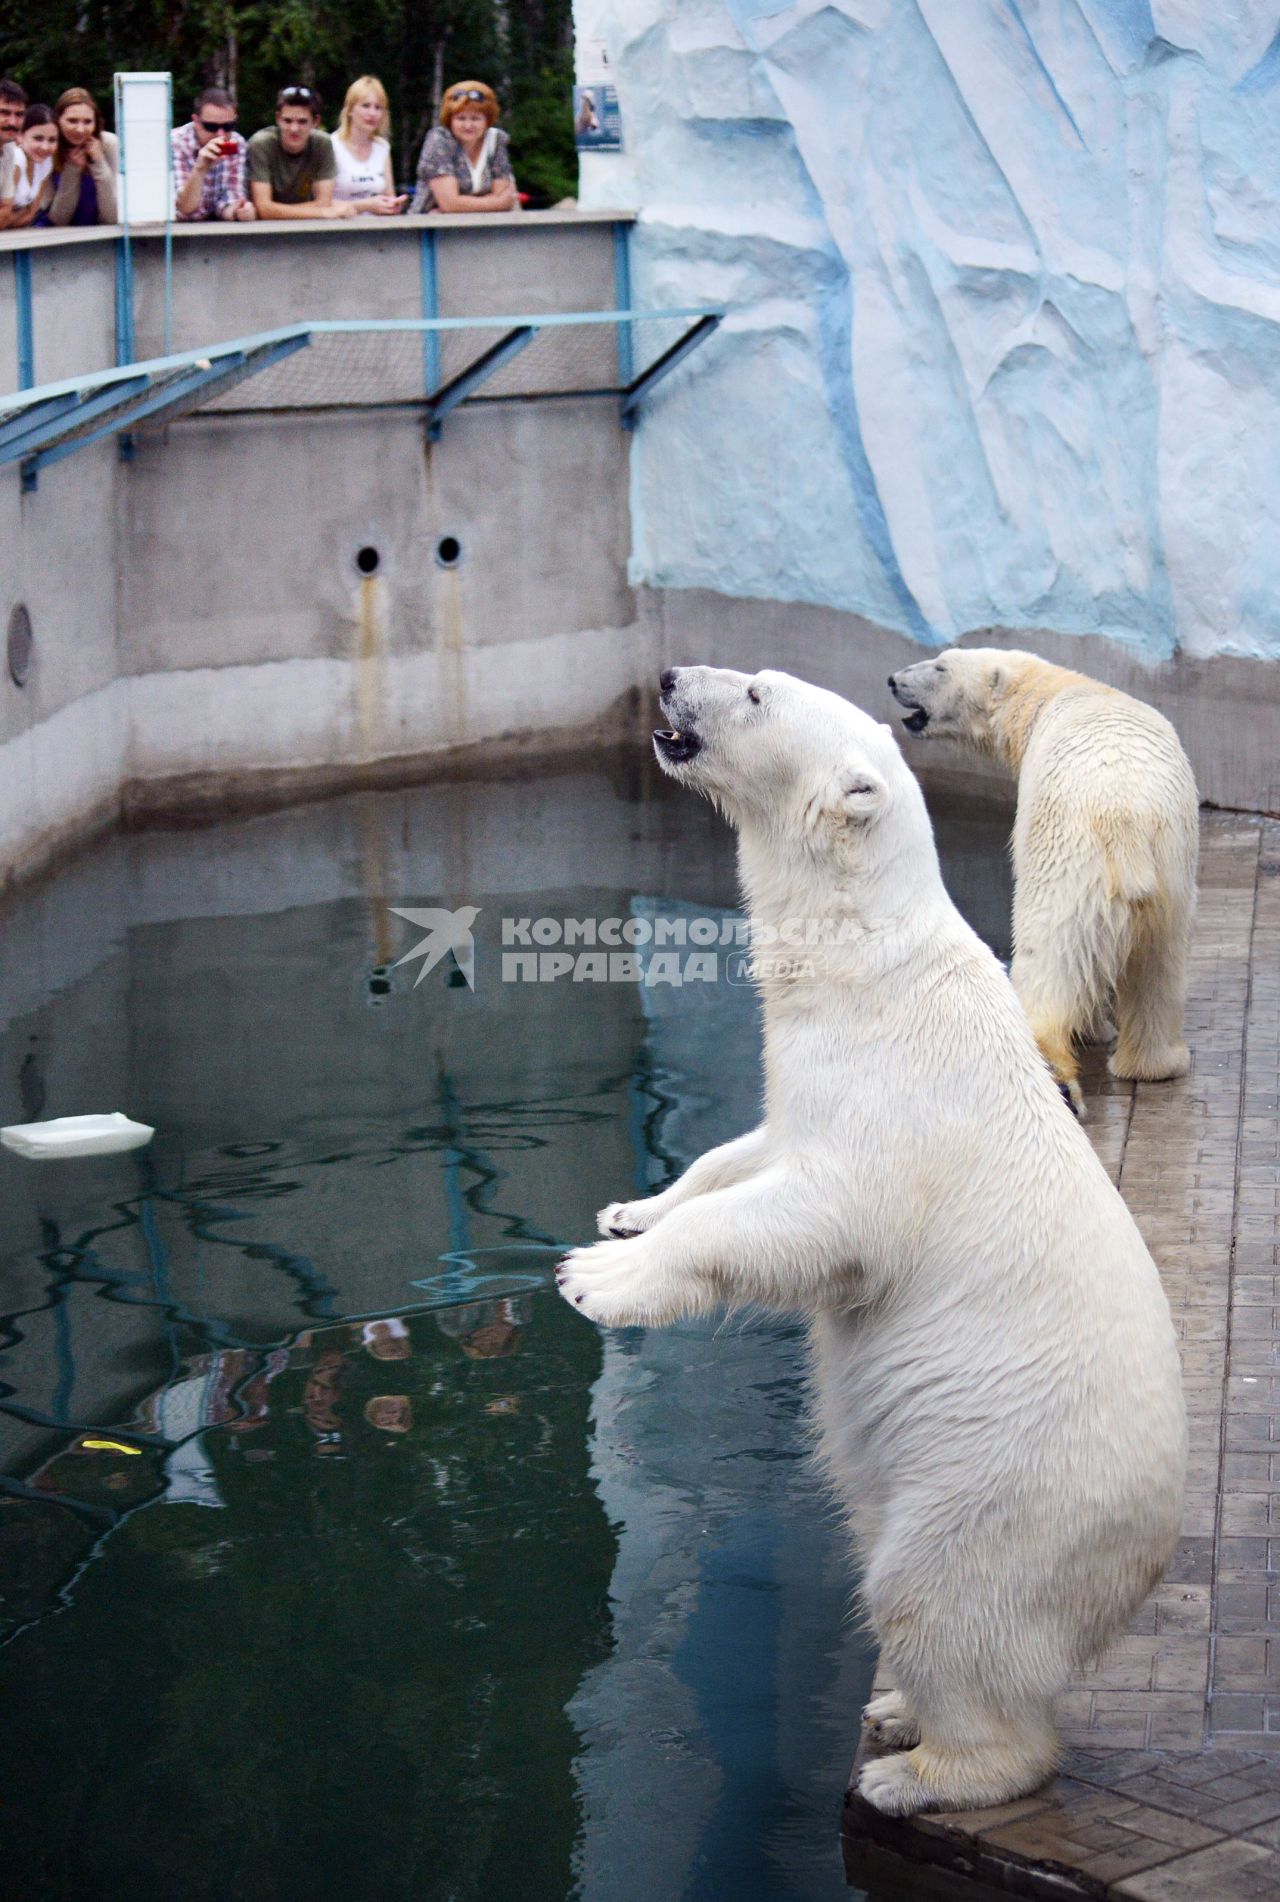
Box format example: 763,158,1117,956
0,766,1012,1902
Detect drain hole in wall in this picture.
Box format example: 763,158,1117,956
355,546,380,576
435,536,461,569
7,604,32,688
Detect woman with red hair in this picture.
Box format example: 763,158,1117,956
410,81,519,215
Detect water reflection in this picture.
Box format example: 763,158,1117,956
0,769,1012,1901
3,1291,615,1899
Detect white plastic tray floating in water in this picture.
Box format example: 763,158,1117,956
0,1113,155,1160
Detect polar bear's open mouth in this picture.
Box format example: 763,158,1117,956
887,678,930,734
653,728,702,764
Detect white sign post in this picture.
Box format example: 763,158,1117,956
113,71,172,224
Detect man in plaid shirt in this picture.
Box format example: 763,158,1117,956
171,87,255,222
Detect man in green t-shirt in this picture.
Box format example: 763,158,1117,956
246,85,356,220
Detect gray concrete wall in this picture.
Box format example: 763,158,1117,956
1,232,119,390
0,214,648,887
119,399,633,676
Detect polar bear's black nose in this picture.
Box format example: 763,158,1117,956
660,669,679,694
887,674,897,690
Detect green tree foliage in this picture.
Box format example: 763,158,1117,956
0,0,577,203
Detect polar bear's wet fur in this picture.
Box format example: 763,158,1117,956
888,648,1199,1113
558,667,1186,1816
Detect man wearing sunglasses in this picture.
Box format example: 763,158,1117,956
247,85,356,221
172,87,254,222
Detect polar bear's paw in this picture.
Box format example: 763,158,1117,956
862,1691,920,1751
857,1740,1056,1816
556,1236,680,1328
1109,1041,1190,1084
596,1198,662,1239
857,1751,934,1815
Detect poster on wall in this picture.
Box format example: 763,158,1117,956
573,84,622,152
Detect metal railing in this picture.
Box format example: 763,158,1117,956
0,307,723,489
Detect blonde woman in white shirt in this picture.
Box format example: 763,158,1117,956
0,105,56,230
332,77,406,214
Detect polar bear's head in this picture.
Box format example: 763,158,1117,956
653,665,938,893
887,647,1027,746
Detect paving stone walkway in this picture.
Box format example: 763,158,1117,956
844,812,1280,1899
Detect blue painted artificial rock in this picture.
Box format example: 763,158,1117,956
578,0,1280,659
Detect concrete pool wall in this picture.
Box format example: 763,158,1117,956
0,214,648,886
3,209,1280,892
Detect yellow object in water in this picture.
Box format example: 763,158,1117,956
79,1439,142,1455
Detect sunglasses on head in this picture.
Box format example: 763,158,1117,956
449,88,488,103
278,87,318,107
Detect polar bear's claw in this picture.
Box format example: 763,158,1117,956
862,1691,920,1750
596,1199,656,1240
557,1236,679,1328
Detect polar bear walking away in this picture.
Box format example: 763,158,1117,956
887,649,1198,1114
558,666,1186,1817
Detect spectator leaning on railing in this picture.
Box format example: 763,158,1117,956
44,87,119,226
331,77,406,214
0,77,26,152
0,78,30,231
0,106,57,231
172,87,255,222
247,85,356,221
410,81,519,215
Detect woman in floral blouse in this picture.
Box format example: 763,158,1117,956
410,80,519,215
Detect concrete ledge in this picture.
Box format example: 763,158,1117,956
842,1828,1010,1901
0,640,652,890
119,699,648,829
845,1737,1280,1900
2,719,636,894
0,206,634,255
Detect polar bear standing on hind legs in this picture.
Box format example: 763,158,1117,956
557,665,1186,1816
888,648,1199,1115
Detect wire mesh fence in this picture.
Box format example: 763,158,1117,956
195,315,703,413
42,347,307,448
0,310,720,475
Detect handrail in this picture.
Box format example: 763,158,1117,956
0,307,724,485
0,206,637,255
0,310,717,420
